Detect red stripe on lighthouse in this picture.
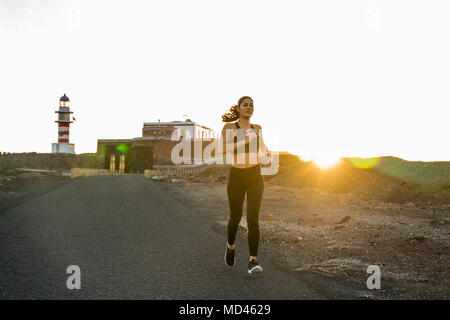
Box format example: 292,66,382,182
58,122,70,143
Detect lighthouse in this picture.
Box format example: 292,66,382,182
52,93,75,154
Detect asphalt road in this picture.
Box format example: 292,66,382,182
0,175,350,299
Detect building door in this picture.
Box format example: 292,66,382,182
110,155,115,172
119,155,125,173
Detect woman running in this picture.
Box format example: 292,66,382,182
220,96,271,274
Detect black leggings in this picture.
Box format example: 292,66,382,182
227,164,264,257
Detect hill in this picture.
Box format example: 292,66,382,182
199,153,450,206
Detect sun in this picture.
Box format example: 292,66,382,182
312,154,342,168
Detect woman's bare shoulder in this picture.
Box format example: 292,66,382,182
221,122,236,136
222,122,236,130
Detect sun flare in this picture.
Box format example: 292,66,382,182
312,155,342,168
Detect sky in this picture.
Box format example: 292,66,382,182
0,0,449,163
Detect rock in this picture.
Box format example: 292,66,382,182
152,175,167,181
144,169,157,178
429,220,449,226
408,236,426,245
171,178,185,183
216,176,227,183
337,216,351,224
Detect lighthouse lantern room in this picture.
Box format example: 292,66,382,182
52,93,75,154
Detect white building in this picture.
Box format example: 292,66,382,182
142,119,217,140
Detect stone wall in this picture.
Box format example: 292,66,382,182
0,152,103,171
0,138,220,172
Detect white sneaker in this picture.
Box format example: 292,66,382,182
248,259,263,274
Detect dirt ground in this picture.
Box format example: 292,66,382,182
1,166,448,299
0,170,70,214
156,173,450,300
